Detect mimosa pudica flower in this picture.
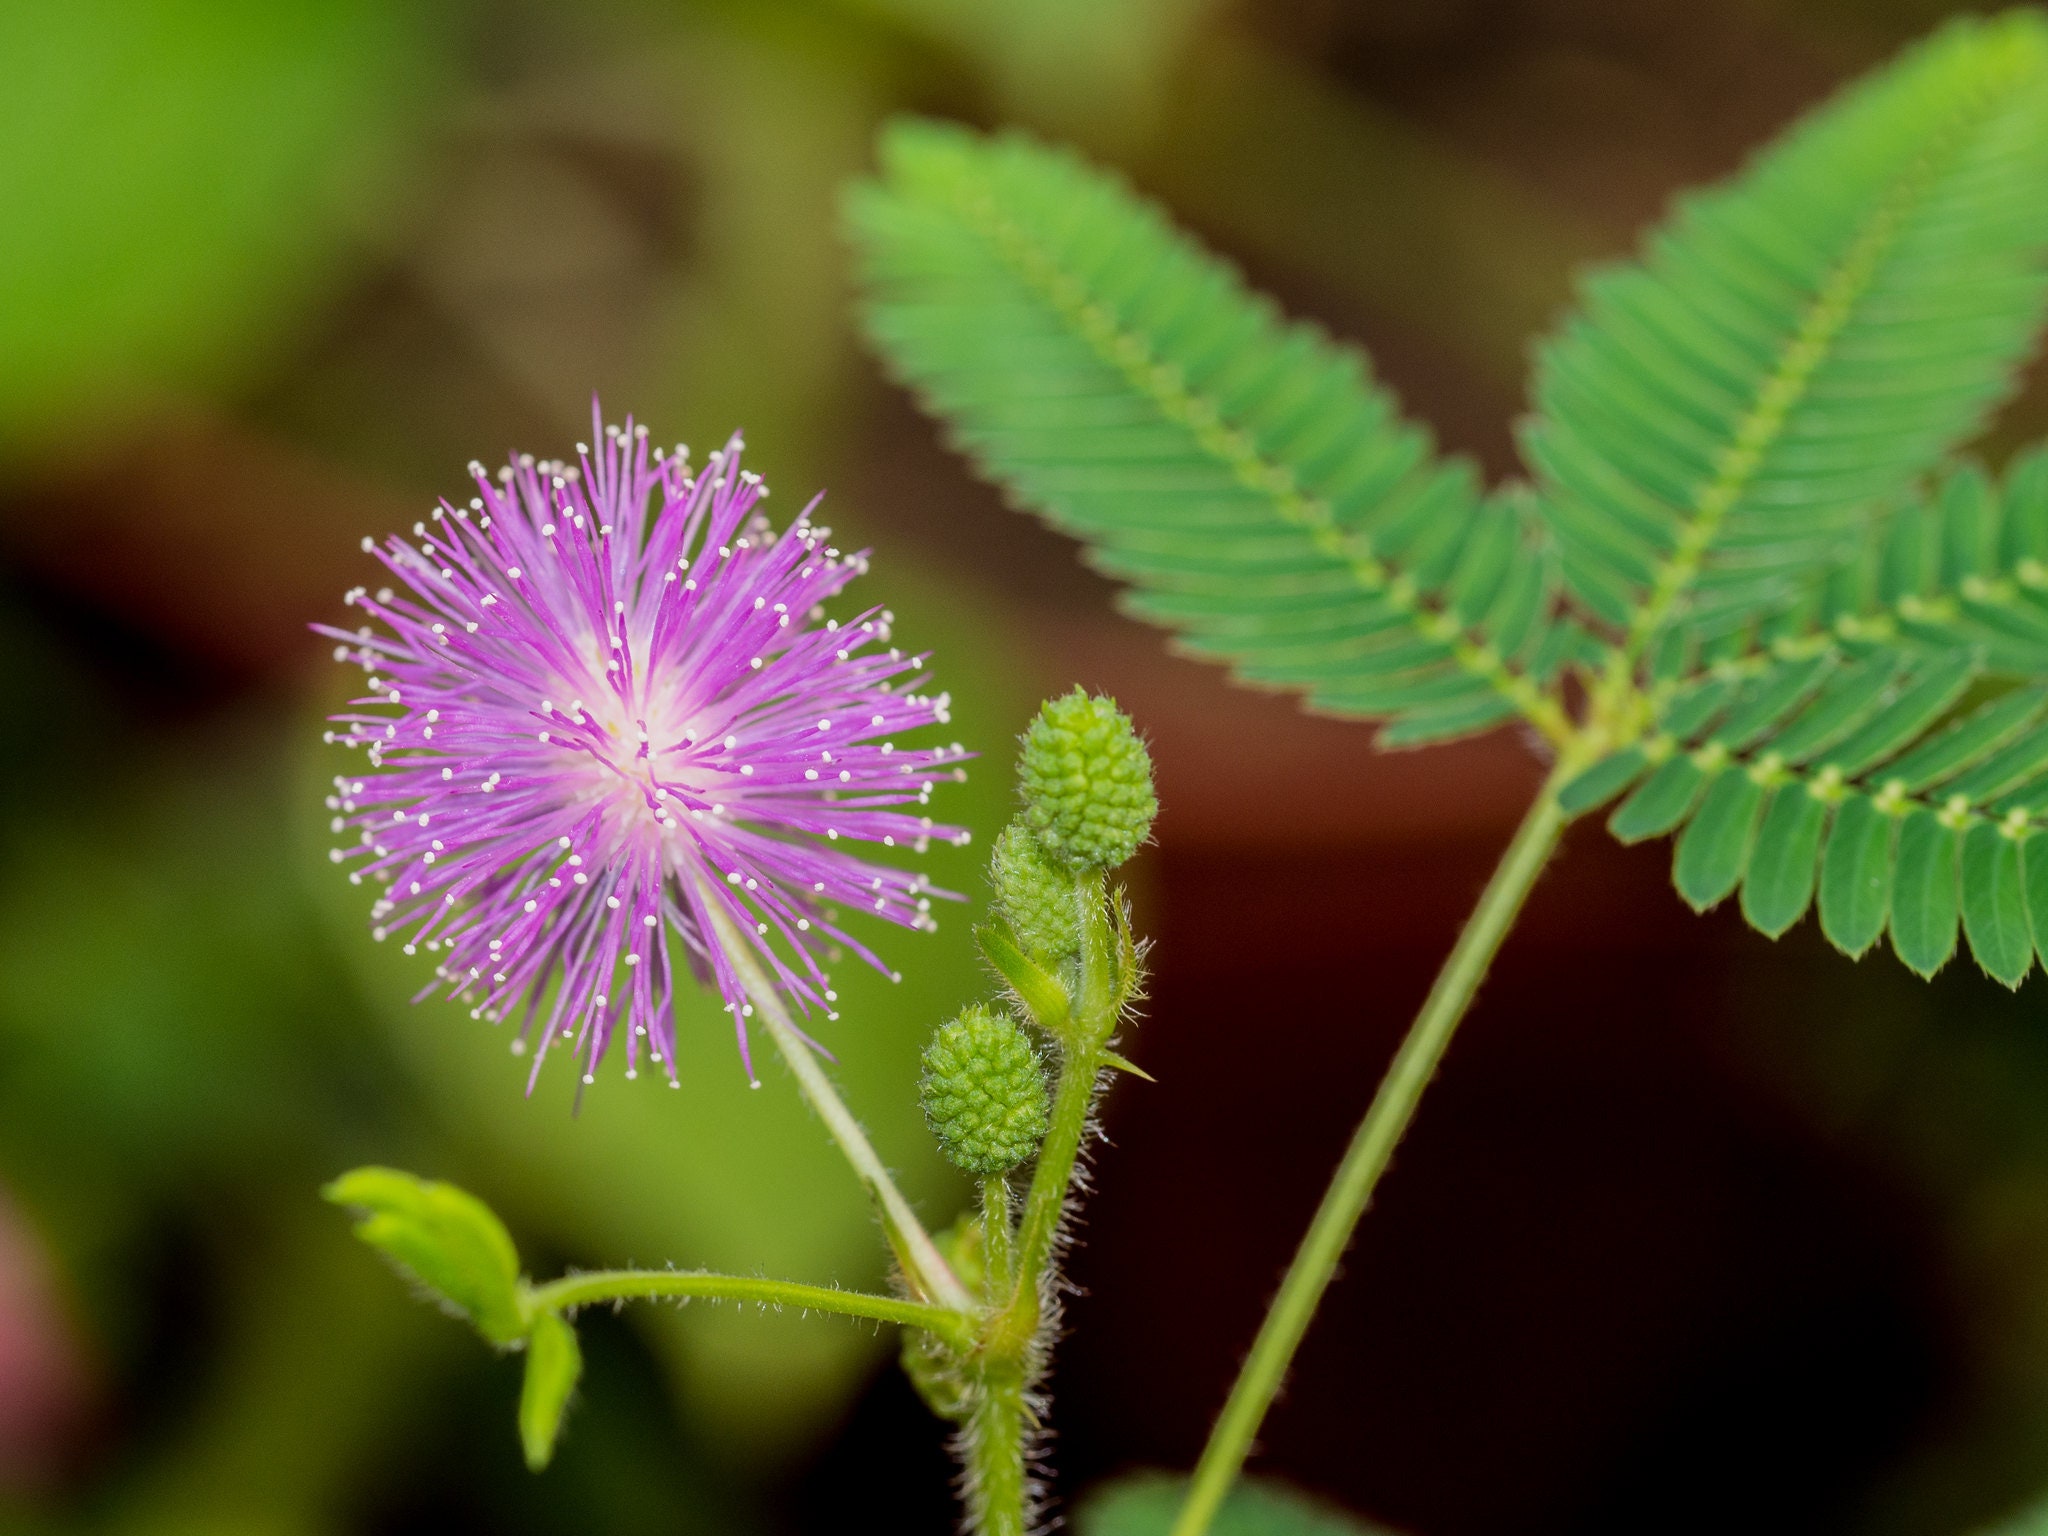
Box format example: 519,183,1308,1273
320,406,969,1088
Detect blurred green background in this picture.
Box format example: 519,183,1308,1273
14,2,2048,1533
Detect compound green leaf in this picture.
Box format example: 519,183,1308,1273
1861,453,2048,676
849,119,1560,746
1527,13,2048,642
847,16,2048,1010
1628,635,2048,979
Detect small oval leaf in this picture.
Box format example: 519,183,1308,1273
1556,748,1648,816
1609,756,1706,843
1889,809,1961,977
1741,785,1828,937
324,1166,526,1345
1962,822,2033,987
1818,795,1894,958
1673,770,1764,911
519,1310,583,1471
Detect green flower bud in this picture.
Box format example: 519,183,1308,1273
920,1004,1050,1175
991,820,1079,963
1017,688,1156,871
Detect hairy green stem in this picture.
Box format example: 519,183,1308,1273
1169,772,1571,1536
529,1270,972,1346
1009,1044,1100,1320
1003,870,1114,1341
961,869,1117,1535
693,876,974,1313
961,1044,1094,1536
981,1175,1014,1295
967,1361,1031,1536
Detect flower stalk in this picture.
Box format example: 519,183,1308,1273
697,876,974,1313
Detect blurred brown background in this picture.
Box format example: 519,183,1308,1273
9,2,2048,1533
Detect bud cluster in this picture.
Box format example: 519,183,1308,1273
906,686,1157,1525
917,690,1154,1181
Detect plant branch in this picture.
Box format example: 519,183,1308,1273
1169,766,1573,1536
529,1269,972,1345
692,875,975,1313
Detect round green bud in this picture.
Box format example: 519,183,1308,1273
919,1004,1050,1175
991,820,1079,963
1017,688,1157,871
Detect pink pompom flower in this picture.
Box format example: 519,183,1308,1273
319,406,968,1087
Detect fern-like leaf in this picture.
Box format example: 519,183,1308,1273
1561,643,2048,985
848,20,2048,992
846,119,1570,747
1526,12,2048,652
